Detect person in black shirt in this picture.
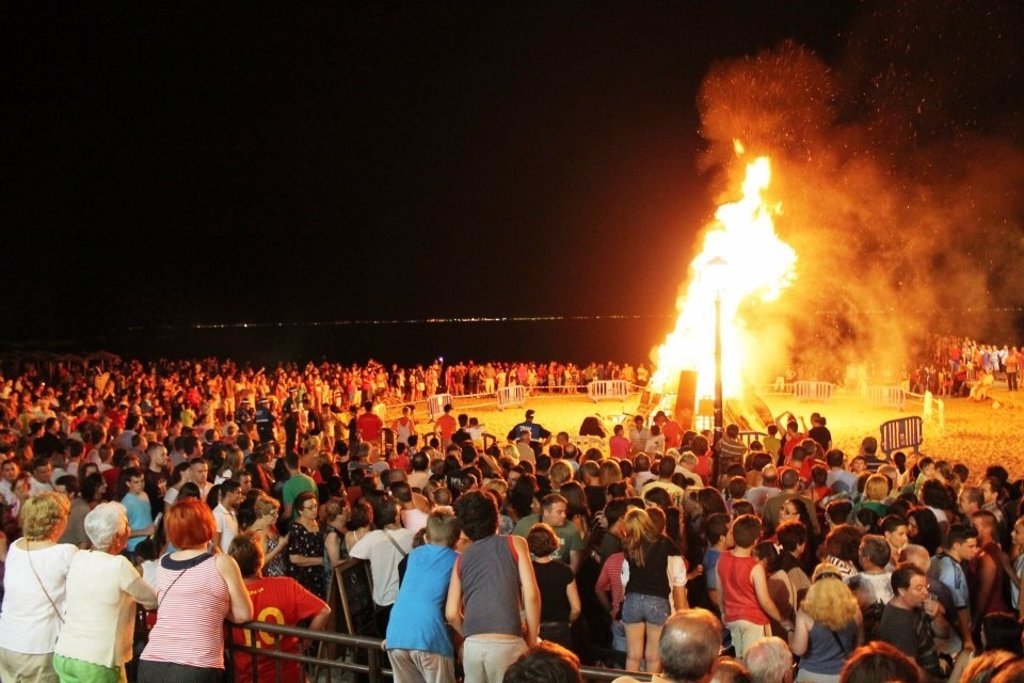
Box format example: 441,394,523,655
527,523,581,649
807,413,832,452
877,564,951,679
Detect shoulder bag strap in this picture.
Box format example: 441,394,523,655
382,529,408,558
157,553,209,608
25,542,64,624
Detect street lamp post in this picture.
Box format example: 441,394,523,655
707,256,727,488
714,288,724,448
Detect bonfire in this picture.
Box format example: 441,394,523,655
648,147,797,430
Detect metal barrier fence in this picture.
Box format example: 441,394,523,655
879,415,924,456
738,431,768,446
226,620,642,683
867,385,906,410
426,393,453,421
496,384,528,410
587,380,631,402
793,381,835,402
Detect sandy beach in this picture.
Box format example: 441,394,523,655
428,384,1024,481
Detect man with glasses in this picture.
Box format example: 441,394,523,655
878,564,951,679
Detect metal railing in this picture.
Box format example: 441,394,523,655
225,620,642,682
228,621,389,683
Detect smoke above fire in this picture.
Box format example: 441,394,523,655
682,0,1024,385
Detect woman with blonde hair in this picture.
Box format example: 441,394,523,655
791,563,862,682
598,459,623,488
549,460,573,491
0,492,77,682
244,491,288,577
857,474,891,517
619,508,688,673
323,499,349,578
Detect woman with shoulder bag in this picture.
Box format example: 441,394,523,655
0,492,77,683
137,498,252,682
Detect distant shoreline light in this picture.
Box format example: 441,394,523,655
126,314,668,332
121,305,1024,333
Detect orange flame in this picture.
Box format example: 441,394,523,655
651,153,796,399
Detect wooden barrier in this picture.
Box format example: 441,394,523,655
496,385,527,410
793,381,835,402
587,379,630,402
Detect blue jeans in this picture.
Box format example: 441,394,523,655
610,620,627,652
621,593,670,626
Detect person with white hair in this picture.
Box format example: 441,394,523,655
53,502,158,682
745,636,794,683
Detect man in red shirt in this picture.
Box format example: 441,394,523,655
434,403,457,447
653,410,683,450
691,435,713,485
356,400,384,445
715,515,791,657
609,424,631,460
229,535,330,683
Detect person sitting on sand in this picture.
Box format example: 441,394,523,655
969,370,995,401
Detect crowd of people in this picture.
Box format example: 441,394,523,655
2,355,1024,683
909,336,1022,397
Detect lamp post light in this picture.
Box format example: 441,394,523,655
705,256,727,487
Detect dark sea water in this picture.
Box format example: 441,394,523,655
83,317,676,366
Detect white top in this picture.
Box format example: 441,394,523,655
55,550,148,667
0,541,78,654
349,527,414,606
141,559,160,587
163,486,179,507
213,503,239,551
408,470,430,491
847,570,894,606
401,507,429,535
28,478,55,497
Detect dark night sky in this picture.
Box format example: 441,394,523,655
4,2,872,342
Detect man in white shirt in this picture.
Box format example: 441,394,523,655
847,534,894,607
0,460,22,515
28,457,56,497
350,499,415,634
212,479,242,552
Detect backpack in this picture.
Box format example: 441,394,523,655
861,600,886,642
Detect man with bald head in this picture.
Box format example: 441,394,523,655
744,636,793,683
614,608,723,683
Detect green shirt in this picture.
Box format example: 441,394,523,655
282,472,317,516
512,514,584,566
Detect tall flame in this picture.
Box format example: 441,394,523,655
651,154,797,399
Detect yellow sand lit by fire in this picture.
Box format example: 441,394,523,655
432,387,1024,481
